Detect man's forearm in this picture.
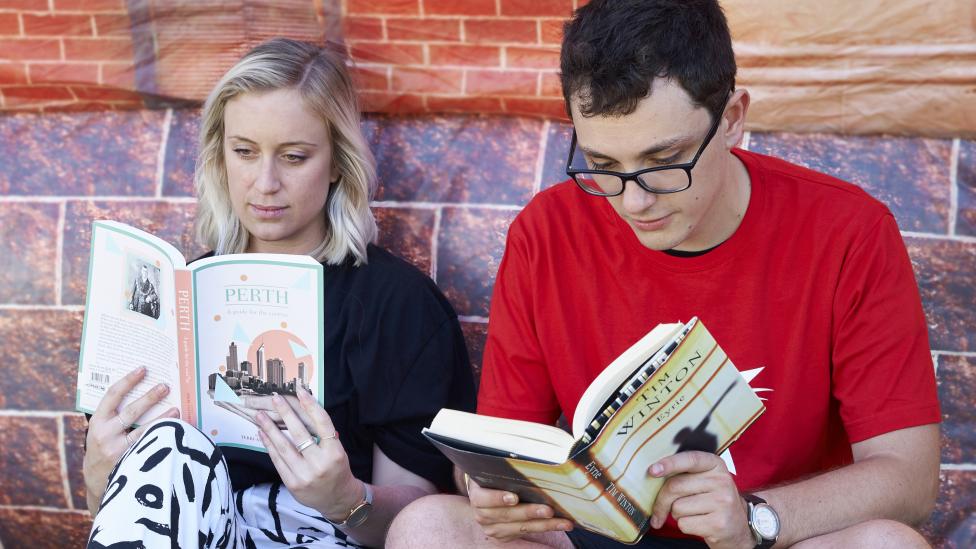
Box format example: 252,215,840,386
755,425,939,547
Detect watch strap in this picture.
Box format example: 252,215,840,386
326,481,373,528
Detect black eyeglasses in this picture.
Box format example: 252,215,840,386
565,107,724,197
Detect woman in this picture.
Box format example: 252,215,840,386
82,38,476,548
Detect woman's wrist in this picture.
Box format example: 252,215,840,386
321,475,366,522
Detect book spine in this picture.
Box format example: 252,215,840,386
570,452,649,538
174,269,197,425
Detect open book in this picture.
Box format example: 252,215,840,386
424,318,764,543
76,220,324,452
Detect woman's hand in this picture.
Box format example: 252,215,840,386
255,389,363,521
83,366,180,514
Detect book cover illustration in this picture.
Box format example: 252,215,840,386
192,258,324,452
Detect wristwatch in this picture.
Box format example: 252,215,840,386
743,493,779,549
326,481,373,528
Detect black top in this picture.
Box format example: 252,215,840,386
211,244,477,492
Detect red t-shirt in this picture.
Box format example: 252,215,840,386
477,148,941,539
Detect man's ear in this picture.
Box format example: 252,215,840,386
723,89,750,149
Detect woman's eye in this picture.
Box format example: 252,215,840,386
234,148,254,158
283,154,306,164
654,154,681,166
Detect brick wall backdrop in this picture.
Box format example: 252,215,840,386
0,110,974,547
3,0,974,135
1,1,976,547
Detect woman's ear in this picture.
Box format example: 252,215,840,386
723,88,750,150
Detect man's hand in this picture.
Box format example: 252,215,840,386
649,451,754,549
467,477,574,542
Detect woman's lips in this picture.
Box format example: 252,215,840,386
249,204,287,219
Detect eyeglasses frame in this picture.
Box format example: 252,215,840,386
565,104,726,197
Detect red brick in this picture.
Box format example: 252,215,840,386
466,68,537,95
0,38,61,61
347,0,419,15
29,62,98,83
344,16,384,41
540,71,561,96
350,64,389,91
0,0,47,8
387,17,460,41
505,97,567,119
427,95,504,113
63,37,133,62
429,44,500,67
464,18,538,43
423,0,495,16
53,0,125,9
348,42,424,65
0,13,19,36
500,0,572,17
0,62,28,84
392,66,462,93
71,84,139,100
358,90,425,113
540,18,566,44
23,14,93,37
42,99,120,111
93,13,131,37
506,45,559,69
2,85,75,106
100,61,134,87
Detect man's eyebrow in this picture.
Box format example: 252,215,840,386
579,135,692,161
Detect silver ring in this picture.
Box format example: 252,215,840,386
296,438,317,453
323,431,339,440
116,414,131,431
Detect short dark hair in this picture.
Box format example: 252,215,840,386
560,0,736,122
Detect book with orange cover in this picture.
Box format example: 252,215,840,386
424,318,764,544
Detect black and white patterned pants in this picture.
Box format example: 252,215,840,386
87,419,366,549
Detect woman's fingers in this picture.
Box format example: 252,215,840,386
128,407,180,444
296,389,338,446
119,383,171,428
93,366,147,420
258,429,297,486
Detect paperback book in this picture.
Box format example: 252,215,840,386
76,220,324,452
424,318,764,543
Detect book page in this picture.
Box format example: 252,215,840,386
190,254,324,452
76,221,187,424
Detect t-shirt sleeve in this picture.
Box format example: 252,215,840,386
831,213,941,443
356,284,476,492
476,216,562,424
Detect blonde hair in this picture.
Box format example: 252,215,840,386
195,38,377,265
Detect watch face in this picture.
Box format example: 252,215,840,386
753,506,780,538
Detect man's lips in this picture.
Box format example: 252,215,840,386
629,213,672,231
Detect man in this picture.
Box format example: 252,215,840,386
129,263,159,319
387,1,940,547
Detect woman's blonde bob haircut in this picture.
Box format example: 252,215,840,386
195,38,377,265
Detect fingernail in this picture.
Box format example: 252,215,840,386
134,366,146,375
651,463,664,476
156,383,168,394
255,411,267,422
536,508,550,518
272,395,283,405
650,516,660,529
559,523,573,531
503,493,517,505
